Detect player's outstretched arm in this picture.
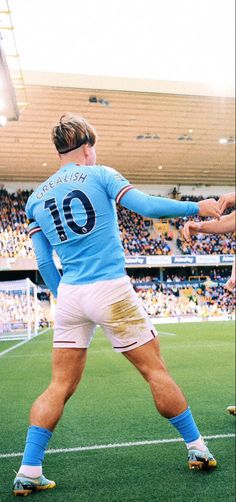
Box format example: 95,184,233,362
182,210,236,241
120,189,221,219
225,259,236,292
31,231,61,298
219,192,236,213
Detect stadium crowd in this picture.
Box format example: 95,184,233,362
134,282,235,318
0,289,49,335
129,265,235,319
130,267,231,283
0,276,234,334
0,187,34,258
117,205,172,255
0,187,235,258
0,187,172,258
171,195,235,255
177,232,235,255
0,185,234,330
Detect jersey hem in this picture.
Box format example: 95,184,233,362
59,272,127,287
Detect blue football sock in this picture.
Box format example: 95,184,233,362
22,426,52,466
169,407,200,443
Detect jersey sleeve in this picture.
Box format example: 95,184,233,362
31,231,61,298
25,197,42,238
101,166,134,203
120,188,199,218
26,197,60,297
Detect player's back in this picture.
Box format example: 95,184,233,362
26,163,130,284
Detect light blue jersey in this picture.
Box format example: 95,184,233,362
26,163,200,295
26,164,133,285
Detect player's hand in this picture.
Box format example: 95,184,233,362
198,199,221,219
225,276,235,293
182,221,200,241
225,260,236,292
218,192,236,214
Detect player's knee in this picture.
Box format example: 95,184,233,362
50,380,77,401
64,382,77,401
142,365,167,384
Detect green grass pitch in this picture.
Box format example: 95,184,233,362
0,321,235,501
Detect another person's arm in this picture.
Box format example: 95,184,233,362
218,192,236,213
225,259,236,292
182,211,236,241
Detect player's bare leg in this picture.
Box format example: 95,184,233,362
123,338,217,470
124,338,186,417
13,348,87,496
30,348,87,430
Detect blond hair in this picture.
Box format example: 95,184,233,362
52,113,96,154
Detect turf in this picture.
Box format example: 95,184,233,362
0,321,235,501
0,340,24,353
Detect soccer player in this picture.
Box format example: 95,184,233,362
183,196,235,416
13,113,221,496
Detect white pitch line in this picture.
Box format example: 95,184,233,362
0,339,29,358
0,433,234,459
0,328,50,358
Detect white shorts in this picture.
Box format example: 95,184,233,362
54,275,157,352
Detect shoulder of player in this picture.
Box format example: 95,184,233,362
100,165,117,174
98,165,127,181
89,165,118,181
26,183,42,206
25,175,52,212
25,191,35,214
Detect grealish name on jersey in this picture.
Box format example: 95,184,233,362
26,163,133,285
36,172,87,199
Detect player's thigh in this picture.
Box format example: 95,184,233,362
124,337,162,364
123,338,166,378
51,347,87,388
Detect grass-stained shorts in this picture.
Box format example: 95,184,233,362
54,275,157,352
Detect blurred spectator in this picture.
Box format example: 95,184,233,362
171,195,235,255
0,188,235,258
177,231,235,255
0,290,48,334
134,281,235,318
118,206,172,255
0,187,34,258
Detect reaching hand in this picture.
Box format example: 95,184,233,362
225,276,235,293
182,221,200,242
198,199,221,219
225,260,236,293
218,192,236,214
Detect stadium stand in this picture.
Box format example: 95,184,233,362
170,195,235,255
0,188,235,322
0,289,48,335
2,188,234,259
0,187,34,258
117,205,172,255
130,267,231,283
177,232,235,255
0,187,172,258
133,282,235,318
